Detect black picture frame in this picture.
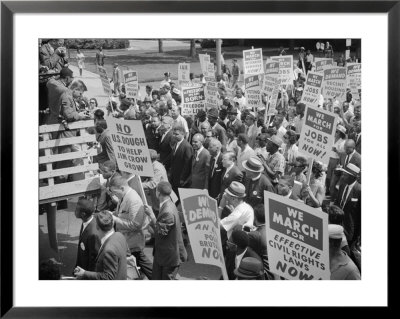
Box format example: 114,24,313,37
1,1,396,317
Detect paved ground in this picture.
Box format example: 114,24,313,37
39,198,222,280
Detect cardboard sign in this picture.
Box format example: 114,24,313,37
199,54,211,75
204,62,216,82
347,63,361,100
300,72,324,108
314,58,333,73
271,55,295,86
298,105,338,165
243,48,264,75
346,39,352,47
179,188,228,278
105,117,154,177
98,66,112,95
264,192,330,280
205,81,219,109
262,60,280,98
322,67,347,101
124,70,139,99
181,86,206,116
178,63,191,87
244,74,263,111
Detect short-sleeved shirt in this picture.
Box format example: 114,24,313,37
330,252,361,280
293,115,305,134
220,202,254,239
267,152,286,175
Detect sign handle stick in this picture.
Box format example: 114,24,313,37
136,175,148,206
306,158,314,186
108,95,113,116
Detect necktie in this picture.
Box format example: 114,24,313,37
194,150,198,161
211,158,216,176
79,223,83,238
340,185,349,208
345,155,350,166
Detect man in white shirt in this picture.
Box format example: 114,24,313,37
233,88,247,112
236,133,256,173
171,105,189,140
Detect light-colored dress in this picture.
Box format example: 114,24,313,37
77,52,85,69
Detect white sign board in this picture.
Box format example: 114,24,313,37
271,55,295,86
178,63,191,87
300,71,324,108
124,70,139,99
98,66,112,95
243,48,264,75
322,67,347,101
181,86,206,116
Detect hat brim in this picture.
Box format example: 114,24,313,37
225,189,246,198
242,160,264,173
233,269,264,279
267,138,281,147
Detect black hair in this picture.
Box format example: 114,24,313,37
39,259,61,280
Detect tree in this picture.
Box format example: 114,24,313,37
189,39,196,58
158,39,164,53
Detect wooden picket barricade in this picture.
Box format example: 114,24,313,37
39,120,101,252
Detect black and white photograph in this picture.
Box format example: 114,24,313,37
38,38,363,281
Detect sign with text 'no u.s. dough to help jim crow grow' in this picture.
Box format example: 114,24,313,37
243,48,264,75
181,86,206,116
179,188,227,278
264,192,330,280
322,67,347,101
300,71,324,108
271,55,295,86
106,117,154,177
298,105,338,165
124,70,139,99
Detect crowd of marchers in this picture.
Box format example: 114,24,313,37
38,39,361,280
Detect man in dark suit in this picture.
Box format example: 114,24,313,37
191,133,211,189
145,115,161,153
74,199,101,272
226,106,245,135
334,163,361,248
207,108,227,151
349,119,361,155
169,124,193,198
143,181,188,280
219,151,243,202
331,139,361,202
158,116,174,172
208,138,223,199
74,211,129,280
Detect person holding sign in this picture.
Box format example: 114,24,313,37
109,175,153,280
143,181,187,280
299,161,326,209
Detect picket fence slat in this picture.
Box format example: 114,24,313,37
39,148,98,164
39,177,101,202
39,163,99,179
39,120,95,134
39,135,96,149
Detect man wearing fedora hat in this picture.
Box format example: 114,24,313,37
226,106,245,134
220,181,254,240
242,156,275,207
207,108,227,150
334,163,361,248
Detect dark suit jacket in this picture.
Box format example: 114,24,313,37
75,218,101,271
83,232,129,280
39,43,64,71
159,130,173,171
145,126,161,153
349,133,361,155
191,147,211,189
243,174,276,207
225,246,262,280
46,78,70,125
170,139,193,188
212,123,227,149
220,165,243,198
334,181,361,245
339,151,361,169
208,153,224,199
153,199,187,267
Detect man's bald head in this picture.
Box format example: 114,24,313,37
344,139,356,155
192,133,205,143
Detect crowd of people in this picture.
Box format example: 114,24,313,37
39,39,361,280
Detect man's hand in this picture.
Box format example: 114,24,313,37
143,204,155,218
78,112,91,120
74,266,85,279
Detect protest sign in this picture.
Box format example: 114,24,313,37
181,86,206,116
205,81,219,109
178,63,191,87
347,63,361,100
243,48,264,75
322,67,347,101
98,66,112,95
314,58,333,73
105,117,154,177
244,74,263,111
300,71,324,108
298,105,338,165
264,192,330,280
123,70,139,99
199,54,211,75
179,188,228,279
271,55,294,86
204,62,216,82
262,60,280,97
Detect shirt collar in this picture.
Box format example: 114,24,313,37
159,198,169,209
101,230,115,246
82,215,94,231
251,173,261,181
